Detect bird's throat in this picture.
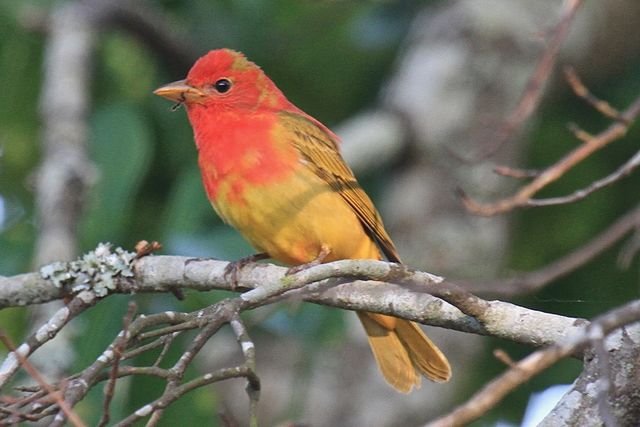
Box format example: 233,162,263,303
188,108,299,206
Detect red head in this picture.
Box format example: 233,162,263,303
154,49,292,113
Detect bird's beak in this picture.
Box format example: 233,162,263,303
153,80,207,103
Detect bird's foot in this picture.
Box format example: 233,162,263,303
286,244,331,275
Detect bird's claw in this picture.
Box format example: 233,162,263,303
286,244,331,275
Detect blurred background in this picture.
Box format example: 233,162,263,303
1,0,639,425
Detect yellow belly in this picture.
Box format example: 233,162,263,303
211,162,379,265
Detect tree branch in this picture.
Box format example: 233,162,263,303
463,203,640,296
0,246,586,350
425,299,640,427
462,92,640,216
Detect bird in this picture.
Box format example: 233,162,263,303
154,48,451,392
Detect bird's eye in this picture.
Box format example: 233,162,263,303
213,79,232,93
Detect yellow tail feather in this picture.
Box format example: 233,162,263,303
357,312,451,393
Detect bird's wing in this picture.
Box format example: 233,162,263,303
278,111,401,263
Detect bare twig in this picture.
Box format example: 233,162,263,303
143,310,233,425
152,332,179,367
98,302,137,427
425,299,640,427
525,149,640,207
493,349,516,368
474,0,584,160
0,290,98,388
618,228,640,268
418,279,491,321
464,203,640,296
0,331,86,427
115,367,253,427
48,258,355,425
564,66,625,122
230,317,260,427
462,93,640,216
45,310,188,426
493,165,541,179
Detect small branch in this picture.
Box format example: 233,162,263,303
412,279,491,321
492,349,516,368
115,367,253,427
465,203,640,296
564,66,625,122
524,149,640,207
493,166,541,179
425,299,640,427
98,302,137,427
152,333,179,367
618,227,640,269
45,310,189,426
230,317,260,427
0,249,587,348
0,290,98,388
462,93,640,216
0,331,86,427
473,0,584,160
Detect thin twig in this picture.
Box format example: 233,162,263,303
474,0,584,160
152,332,179,367
464,203,640,296
618,228,640,269
493,165,541,179
46,310,192,426
0,405,41,422
564,66,626,122
493,349,516,368
230,316,260,427
525,149,640,207
0,290,98,388
462,94,640,216
120,334,175,362
0,331,86,427
425,299,640,427
115,367,253,427
98,301,137,427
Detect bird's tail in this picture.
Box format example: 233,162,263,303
357,312,451,393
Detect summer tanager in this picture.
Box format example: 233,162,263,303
154,49,451,392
